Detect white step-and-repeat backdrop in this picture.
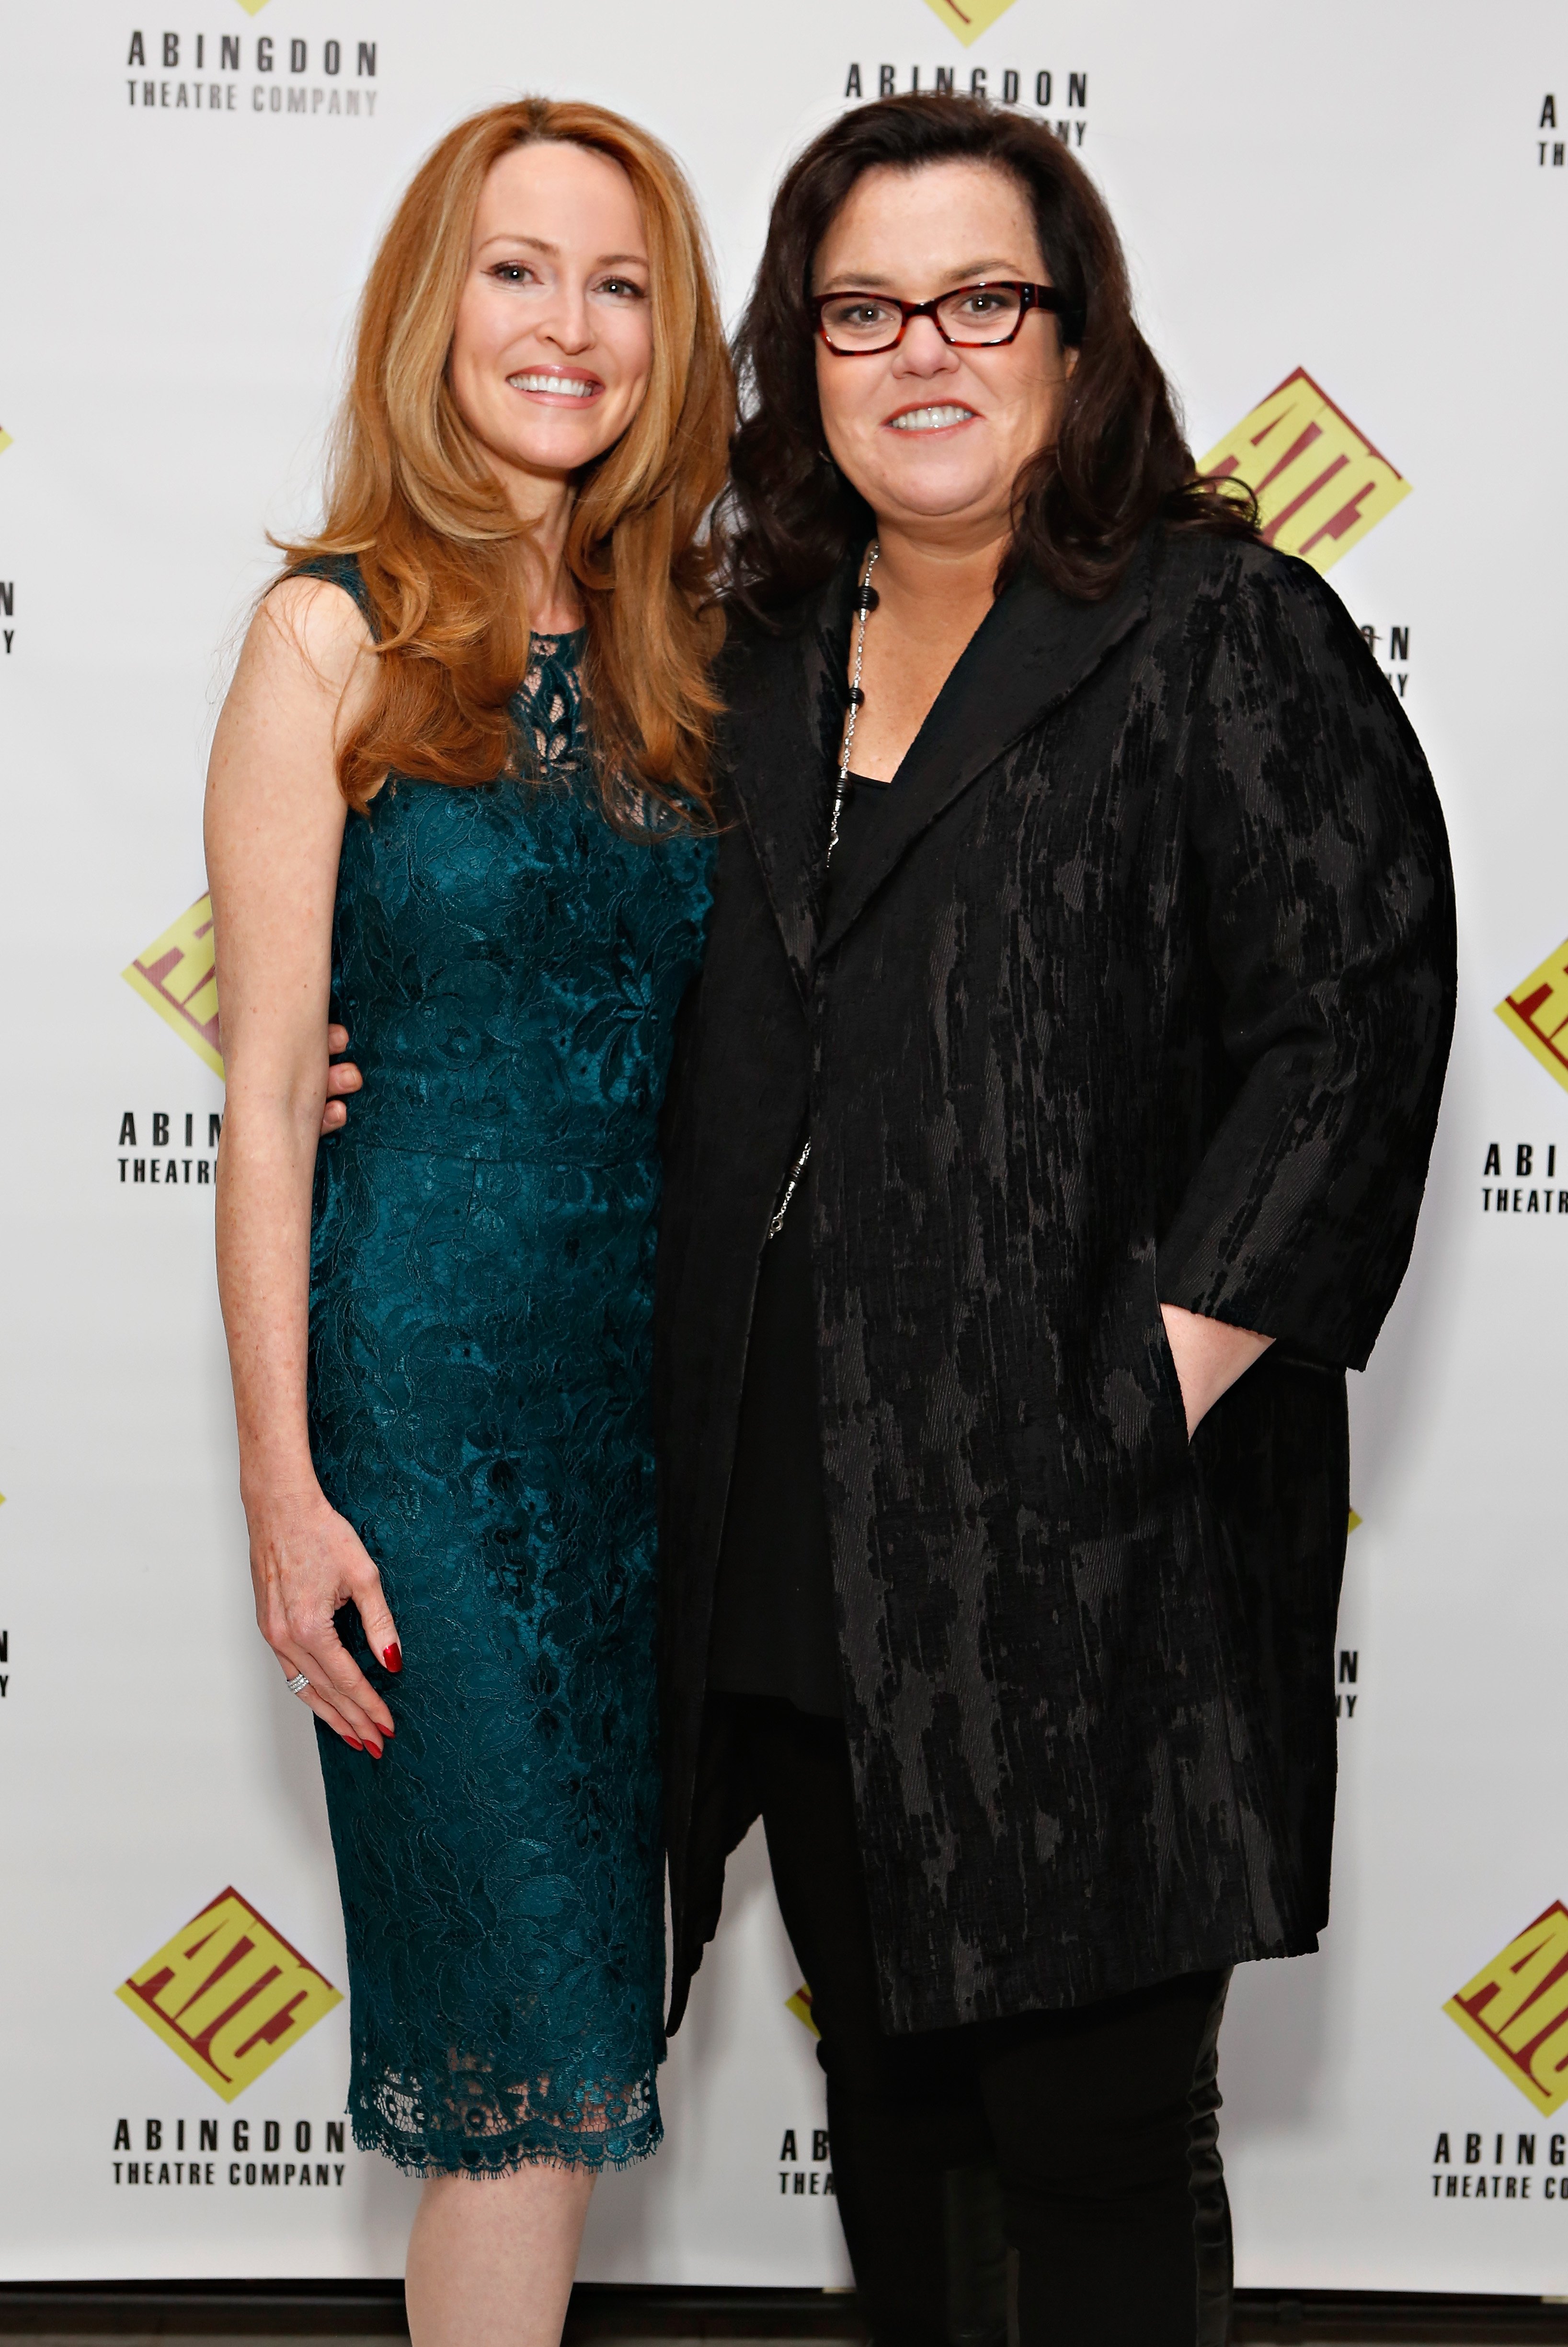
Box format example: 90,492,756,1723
2,0,1567,2299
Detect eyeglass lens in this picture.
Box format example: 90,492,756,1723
820,285,1025,351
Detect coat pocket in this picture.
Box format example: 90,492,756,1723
1148,1287,1195,1464
1076,1249,1197,1521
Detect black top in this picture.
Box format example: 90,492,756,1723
706,772,893,1718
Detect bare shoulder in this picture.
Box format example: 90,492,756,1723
213,575,378,784
243,573,374,704
210,575,376,827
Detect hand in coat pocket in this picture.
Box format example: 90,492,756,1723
1159,1303,1273,1438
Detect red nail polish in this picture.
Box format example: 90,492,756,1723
344,1736,364,1751
378,1718,395,1737
366,1740,383,1760
383,1643,403,1674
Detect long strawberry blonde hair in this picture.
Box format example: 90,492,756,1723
279,98,733,824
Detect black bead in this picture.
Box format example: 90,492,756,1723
848,687,865,707
855,587,881,613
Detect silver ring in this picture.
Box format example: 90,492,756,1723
285,1671,310,1696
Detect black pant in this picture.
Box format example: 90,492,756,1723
728,1698,1233,2347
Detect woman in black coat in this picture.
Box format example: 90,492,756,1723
654,95,1455,2347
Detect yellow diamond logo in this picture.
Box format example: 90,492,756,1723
232,0,273,14
0,426,12,457
1497,934,1568,1095
1200,368,1410,574
123,893,223,1079
918,0,1020,45
786,1982,820,2037
1445,1903,1568,2115
117,1888,342,2102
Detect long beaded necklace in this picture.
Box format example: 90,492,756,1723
767,541,881,1240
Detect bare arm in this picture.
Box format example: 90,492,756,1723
206,579,397,1752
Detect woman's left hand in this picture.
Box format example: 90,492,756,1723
1160,1304,1273,1439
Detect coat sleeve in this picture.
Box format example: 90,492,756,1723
1154,549,1457,1372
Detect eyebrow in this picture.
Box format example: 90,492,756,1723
817,257,1026,291
476,232,649,267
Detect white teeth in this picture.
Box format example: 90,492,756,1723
510,373,598,398
889,404,975,432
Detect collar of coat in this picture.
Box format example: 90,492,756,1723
724,530,1156,992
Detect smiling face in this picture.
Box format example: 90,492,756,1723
448,139,654,512
812,158,1075,548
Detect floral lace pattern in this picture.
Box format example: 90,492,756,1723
303,562,713,2172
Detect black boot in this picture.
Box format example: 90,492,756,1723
1188,1977,1233,2347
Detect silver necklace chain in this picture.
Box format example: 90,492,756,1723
767,1136,814,1240
826,540,880,865
767,541,881,1241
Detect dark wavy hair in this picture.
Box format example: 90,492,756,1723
720,93,1256,613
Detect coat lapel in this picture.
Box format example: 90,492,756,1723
725,563,858,995
817,541,1155,960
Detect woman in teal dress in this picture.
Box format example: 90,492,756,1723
206,101,729,2347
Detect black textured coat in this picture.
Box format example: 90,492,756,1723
655,528,1455,2038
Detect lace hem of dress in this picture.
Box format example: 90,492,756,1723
350,2067,663,2178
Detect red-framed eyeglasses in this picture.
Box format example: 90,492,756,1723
812,280,1079,355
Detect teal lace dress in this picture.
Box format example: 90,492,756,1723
303,558,713,2174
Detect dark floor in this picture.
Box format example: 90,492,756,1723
0,2288,1567,2343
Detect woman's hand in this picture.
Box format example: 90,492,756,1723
248,1482,401,1753
1160,1303,1273,1439
320,1024,362,1134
